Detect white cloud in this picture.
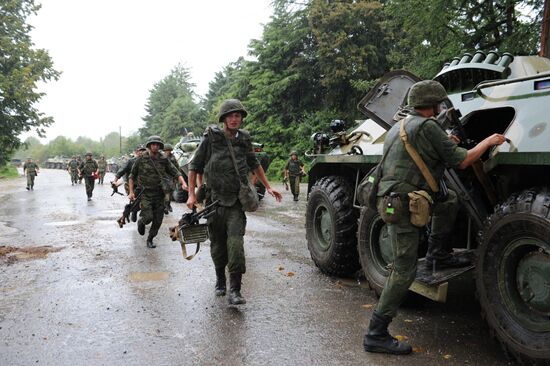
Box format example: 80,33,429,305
27,0,272,142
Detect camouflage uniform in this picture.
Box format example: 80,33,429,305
116,157,137,195
285,156,304,200
97,158,107,184
23,161,39,190
79,158,99,200
163,145,181,213
130,151,181,241
189,125,260,274
68,159,79,185
375,111,467,318
76,157,83,183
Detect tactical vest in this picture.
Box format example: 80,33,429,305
204,126,255,206
68,160,79,171
378,113,447,195
24,162,38,174
80,160,98,176
97,160,107,171
286,159,303,176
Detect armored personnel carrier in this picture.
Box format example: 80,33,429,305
305,51,550,364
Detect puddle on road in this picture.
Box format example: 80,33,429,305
129,271,170,282
44,220,81,227
0,245,63,263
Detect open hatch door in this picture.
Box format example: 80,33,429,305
357,70,421,130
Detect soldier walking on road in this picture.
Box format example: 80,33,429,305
162,143,180,214
284,151,306,201
67,156,79,185
129,136,187,249
363,80,507,355
23,158,39,190
187,99,282,305
76,155,83,184
97,155,107,184
79,152,99,201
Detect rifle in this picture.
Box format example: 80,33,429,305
117,188,143,228
169,200,220,260
110,181,124,196
283,177,289,191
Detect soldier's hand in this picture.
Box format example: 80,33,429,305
128,192,136,201
267,188,283,202
485,133,506,147
186,195,197,210
449,134,461,144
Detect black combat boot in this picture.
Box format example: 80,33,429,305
425,234,471,270
146,236,156,248
228,273,246,305
215,268,226,296
137,220,145,236
363,311,412,355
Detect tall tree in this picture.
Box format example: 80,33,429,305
140,64,205,142
0,0,60,165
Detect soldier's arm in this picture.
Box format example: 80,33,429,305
253,165,282,202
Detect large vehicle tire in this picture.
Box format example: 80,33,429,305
306,175,360,276
477,189,550,365
357,207,392,296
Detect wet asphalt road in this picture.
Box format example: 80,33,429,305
0,169,513,366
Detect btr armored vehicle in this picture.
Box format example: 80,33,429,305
305,51,550,364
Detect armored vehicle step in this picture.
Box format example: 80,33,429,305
410,250,475,303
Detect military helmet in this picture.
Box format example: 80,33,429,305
85,152,92,156
163,143,173,151
408,80,448,108
136,144,146,151
217,99,248,122
145,135,164,149
290,151,298,156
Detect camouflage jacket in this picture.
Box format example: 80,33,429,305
167,154,180,174
79,159,99,177
285,159,304,176
189,126,260,206
378,111,467,196
116,157,136,181
130,151,181,192
23,162,39,175
68,160,79,171
97,159,107,171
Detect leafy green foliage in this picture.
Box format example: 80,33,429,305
140,64,206,142
0,0,60,165
0,164,19,179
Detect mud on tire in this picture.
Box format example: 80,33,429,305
477,188,550,365
306,175,360,276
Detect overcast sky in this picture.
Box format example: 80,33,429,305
27,0,273,142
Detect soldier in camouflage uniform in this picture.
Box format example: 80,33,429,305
162,143,181,214
23,158,39,190
97,155,107,184
187,99,282,305
129,136,186,248
113,145,146,195
76,155,83,184
284,151,306,201
363,80,506,355
79,152,99,201
67,156,79,185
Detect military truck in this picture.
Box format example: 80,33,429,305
44,156,70,169
305,51,550,364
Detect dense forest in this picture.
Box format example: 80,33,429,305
5,0,544,178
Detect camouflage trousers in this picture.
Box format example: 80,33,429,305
70,170,78,184
207,201,247,274
26,173,36,188
98,170,106,184
84,176,95,198
289,175,301,198
140,190,165,240
375,189,459,318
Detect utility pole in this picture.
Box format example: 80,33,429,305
119,126,122,154
541,0,550,57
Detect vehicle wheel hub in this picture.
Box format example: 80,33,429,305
517,251,550,314
314,206,332,251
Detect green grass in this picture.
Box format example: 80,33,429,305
0,164,19,179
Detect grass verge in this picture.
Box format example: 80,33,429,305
0,164,19,179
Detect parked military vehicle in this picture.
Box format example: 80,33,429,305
44,156,70,169
305,51,550,364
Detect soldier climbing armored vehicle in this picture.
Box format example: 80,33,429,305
305,51,550,364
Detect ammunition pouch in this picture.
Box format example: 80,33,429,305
357,165,381,209
407,190,433,227
378,192,406,224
